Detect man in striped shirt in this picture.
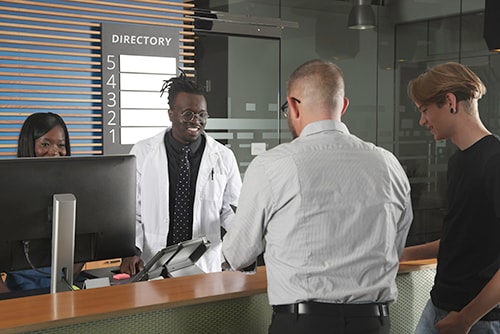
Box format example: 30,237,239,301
222,59,413,334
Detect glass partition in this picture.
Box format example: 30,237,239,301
394,1,499,245
195,34,281,175
195,0,496,246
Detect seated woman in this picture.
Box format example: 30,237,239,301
1,112,82,293
17,112,70,158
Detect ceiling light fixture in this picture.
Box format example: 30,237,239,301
484,0,500,52
347,0,376,30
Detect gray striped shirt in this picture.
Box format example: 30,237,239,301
222,120,412,305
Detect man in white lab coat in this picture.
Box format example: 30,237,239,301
120,73,241,275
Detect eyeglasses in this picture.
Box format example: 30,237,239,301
280,97,301,118
178,110,209,122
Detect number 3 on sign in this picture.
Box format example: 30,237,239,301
107,92,116,108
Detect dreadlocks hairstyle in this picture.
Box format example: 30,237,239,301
160,69,205,109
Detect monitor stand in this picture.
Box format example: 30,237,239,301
50,194,76,294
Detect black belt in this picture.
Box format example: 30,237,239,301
273,302,389,317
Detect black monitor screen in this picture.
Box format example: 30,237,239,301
0,155,136,272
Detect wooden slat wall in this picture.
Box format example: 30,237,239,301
0,0,195,156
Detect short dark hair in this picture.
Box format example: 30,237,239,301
287,59,345,111
17,112,71,157
160,70,205,109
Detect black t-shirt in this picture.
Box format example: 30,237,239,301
432,135,500,314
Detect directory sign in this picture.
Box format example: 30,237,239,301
101,23,179,154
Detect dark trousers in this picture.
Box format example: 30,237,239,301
268,310,390,334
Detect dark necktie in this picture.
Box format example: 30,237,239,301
171,145,192,244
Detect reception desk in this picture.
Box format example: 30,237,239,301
0,261,436,334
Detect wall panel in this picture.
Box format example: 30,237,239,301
0,0,193,156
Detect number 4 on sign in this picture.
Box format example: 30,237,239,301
106,74,116,89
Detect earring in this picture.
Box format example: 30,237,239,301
450,107,455,114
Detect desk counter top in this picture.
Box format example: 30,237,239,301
398,258,437,274
0,260,437,333
0,267,267,332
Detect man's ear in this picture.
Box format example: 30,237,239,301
288,97,300,120
340,97,349,116
168,109,174,121
445,92,457,109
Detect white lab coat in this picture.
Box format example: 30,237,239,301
130,129,242,273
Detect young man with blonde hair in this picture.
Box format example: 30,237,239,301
402,62,500,334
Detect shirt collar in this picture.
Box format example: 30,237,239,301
166,130,203,154
300,120,350,137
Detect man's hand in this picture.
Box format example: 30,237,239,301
0,280,9,293
221,261,233,271
120,256,144,275
435,311,472,334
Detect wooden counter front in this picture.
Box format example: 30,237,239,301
0,267,267,333
0,260,437,333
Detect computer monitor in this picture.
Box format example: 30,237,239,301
0,154,136,293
